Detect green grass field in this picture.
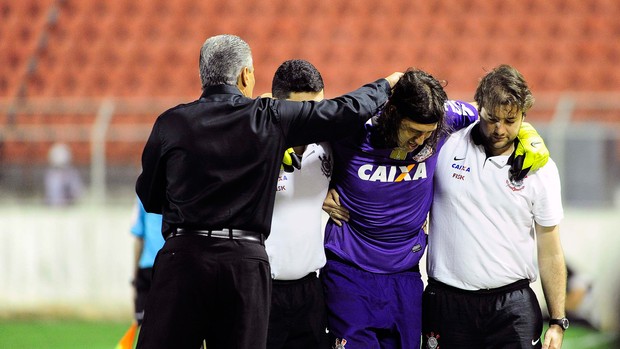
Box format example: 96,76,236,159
0,319,130,349
0,319,618,348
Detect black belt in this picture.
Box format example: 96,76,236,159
427,278,530,295
167,228,264,245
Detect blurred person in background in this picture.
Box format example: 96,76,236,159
264,59,331,349
422,64,567,349
553,263,599,330
565,264,597,329
130,197,164,329
115,197,164,349
44,142,84,206
135,33,402,349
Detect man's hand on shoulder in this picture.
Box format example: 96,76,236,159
384,72,404,89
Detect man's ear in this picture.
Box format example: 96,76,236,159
236,69,244,89
236,67,252,96
239,67,251,87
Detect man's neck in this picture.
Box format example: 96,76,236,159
485,141,515,157
293,145,306,155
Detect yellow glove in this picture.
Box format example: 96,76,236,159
281,148,302,173
510,122,550,182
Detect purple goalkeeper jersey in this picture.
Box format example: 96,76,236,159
325,100,478,273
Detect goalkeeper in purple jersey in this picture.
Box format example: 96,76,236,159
321,68,549,349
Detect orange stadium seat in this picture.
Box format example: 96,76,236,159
355,17,395,45
107,0,140,18
2,141,32,164
553,0,586,13
550,15,585,42
9,0,53,18
105,141,138,166
585,0,618,14
108,70,140,97
371,0,413,17
73,66,108,97
67,17,102,49
2,0,619,168
22,70,47,97
93,15,125,43
60,0,103,17
9,110,38,126
580,16,608,39
0,34,27,72
581,63,612,91
343,0,376,18
292,0,318,17
518,0,556,15
214,0,249,17
0,8,49,95
538,65,571,91
38,73,61,97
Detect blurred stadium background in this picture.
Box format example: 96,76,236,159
0,0,619,347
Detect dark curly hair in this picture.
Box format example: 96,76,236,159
474,64,534,117
271,59,324,99
370,68,449,150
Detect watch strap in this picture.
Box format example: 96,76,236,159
548,317,569,331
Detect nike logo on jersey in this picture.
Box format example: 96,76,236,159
531,338,540,345
530,141,542,147
453,156,466,161
358,163,427,182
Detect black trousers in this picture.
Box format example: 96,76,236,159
422,278,543,349
267,273,330,349
136,234,271,349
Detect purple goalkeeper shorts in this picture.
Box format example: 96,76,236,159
321,252,423,349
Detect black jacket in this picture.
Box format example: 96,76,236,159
136,80,390,238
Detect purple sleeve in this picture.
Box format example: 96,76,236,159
444,100,478,131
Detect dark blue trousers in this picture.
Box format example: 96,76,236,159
322,254,424,349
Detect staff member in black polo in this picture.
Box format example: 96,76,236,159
135,34,402,349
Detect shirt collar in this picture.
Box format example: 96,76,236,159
200,84,244,99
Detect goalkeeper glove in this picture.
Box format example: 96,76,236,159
510,122,549,182
281,147,302,173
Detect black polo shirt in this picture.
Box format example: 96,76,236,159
136,80,390,238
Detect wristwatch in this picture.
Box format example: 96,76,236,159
549,317,570,331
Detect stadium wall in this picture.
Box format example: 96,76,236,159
0,203,135,320
0,203,619,331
